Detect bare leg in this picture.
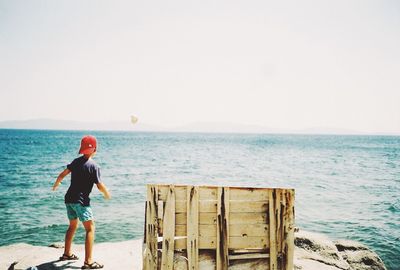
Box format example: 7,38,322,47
82,220,95,264
64,218,78,256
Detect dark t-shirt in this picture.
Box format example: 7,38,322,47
64,156,101,206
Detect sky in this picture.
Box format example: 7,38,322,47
0,0,399,133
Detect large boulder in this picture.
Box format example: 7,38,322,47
295,230,386,270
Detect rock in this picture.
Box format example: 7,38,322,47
295,230,350,270
334,239,386,270
171,230,387,270
48,243,64,249
294,230,387,270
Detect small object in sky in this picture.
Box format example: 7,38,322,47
131,115,138,124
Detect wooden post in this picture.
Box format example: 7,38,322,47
269,189,278,270
278,189,285,268
217,187,229,270
187,186,199,270
143,185,158,270
276,189,283,268
283,189,295,270
161,185,176,270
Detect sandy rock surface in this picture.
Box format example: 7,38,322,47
0,230,386,270
0,240,142,270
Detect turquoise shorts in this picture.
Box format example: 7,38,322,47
65,203,94,222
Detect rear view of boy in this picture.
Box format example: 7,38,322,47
52,135,111,269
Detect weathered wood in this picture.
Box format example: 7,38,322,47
229,224,269,237
230,201,269,213
143,185,158,270
229,236,268,249
199,186,218,200
174,224,268,237
229,213,268,224
177,212,268,225
229,187,269,201
176,213,217,225
175,237,215,249
276,189,282,263
158,185,186,201
174,236,269,250
269,189,278,270
283,189,295,270
229,253,270,260
217,187,229,270
158,200,164,236
175,200,217,213
144,184,295,270
187,186,199,270
161,186,175,270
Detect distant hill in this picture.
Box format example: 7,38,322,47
171,121,278,134
0,119,160,132
0,119,397,135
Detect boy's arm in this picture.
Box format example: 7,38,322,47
52,168,70,191
96,182,111,200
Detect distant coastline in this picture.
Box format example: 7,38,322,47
1,118,398,136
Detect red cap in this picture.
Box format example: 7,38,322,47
79,135,97,155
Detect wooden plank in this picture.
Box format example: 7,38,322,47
229,224,269,237
157,185,168,201
143,201,149,270
143,185,158,270
229,187,269,201
229,253,270,260
269,189,278,270
229,236,269,249
175,224,268,237
200,224,217,237
175,200,217,213
199,186,218,200
175,236,216,249
229,201,268,213
176,213,217,225
217,187,229,270
158,185,186,201
276,189,283,266
176,212,268,225
230,249,268,254
175,224,215,237
175,200,186,213
229,213,268,224
187,186,199,270
175,236,268,250
161,186,175,270
158,200,164,236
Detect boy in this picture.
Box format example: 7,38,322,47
52,135,111,269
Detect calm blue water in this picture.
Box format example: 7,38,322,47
0,129,399,269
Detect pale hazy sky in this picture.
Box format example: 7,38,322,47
1,0,399,133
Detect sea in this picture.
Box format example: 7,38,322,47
0,129,399,269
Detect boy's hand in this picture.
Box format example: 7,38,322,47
52,169,70,192
96,182,111,200
104,192,111,200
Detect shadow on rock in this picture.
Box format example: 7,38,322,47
28,260,81,270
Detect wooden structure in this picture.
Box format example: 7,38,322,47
143,184,295,270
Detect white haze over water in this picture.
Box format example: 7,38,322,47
0,0,400,134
